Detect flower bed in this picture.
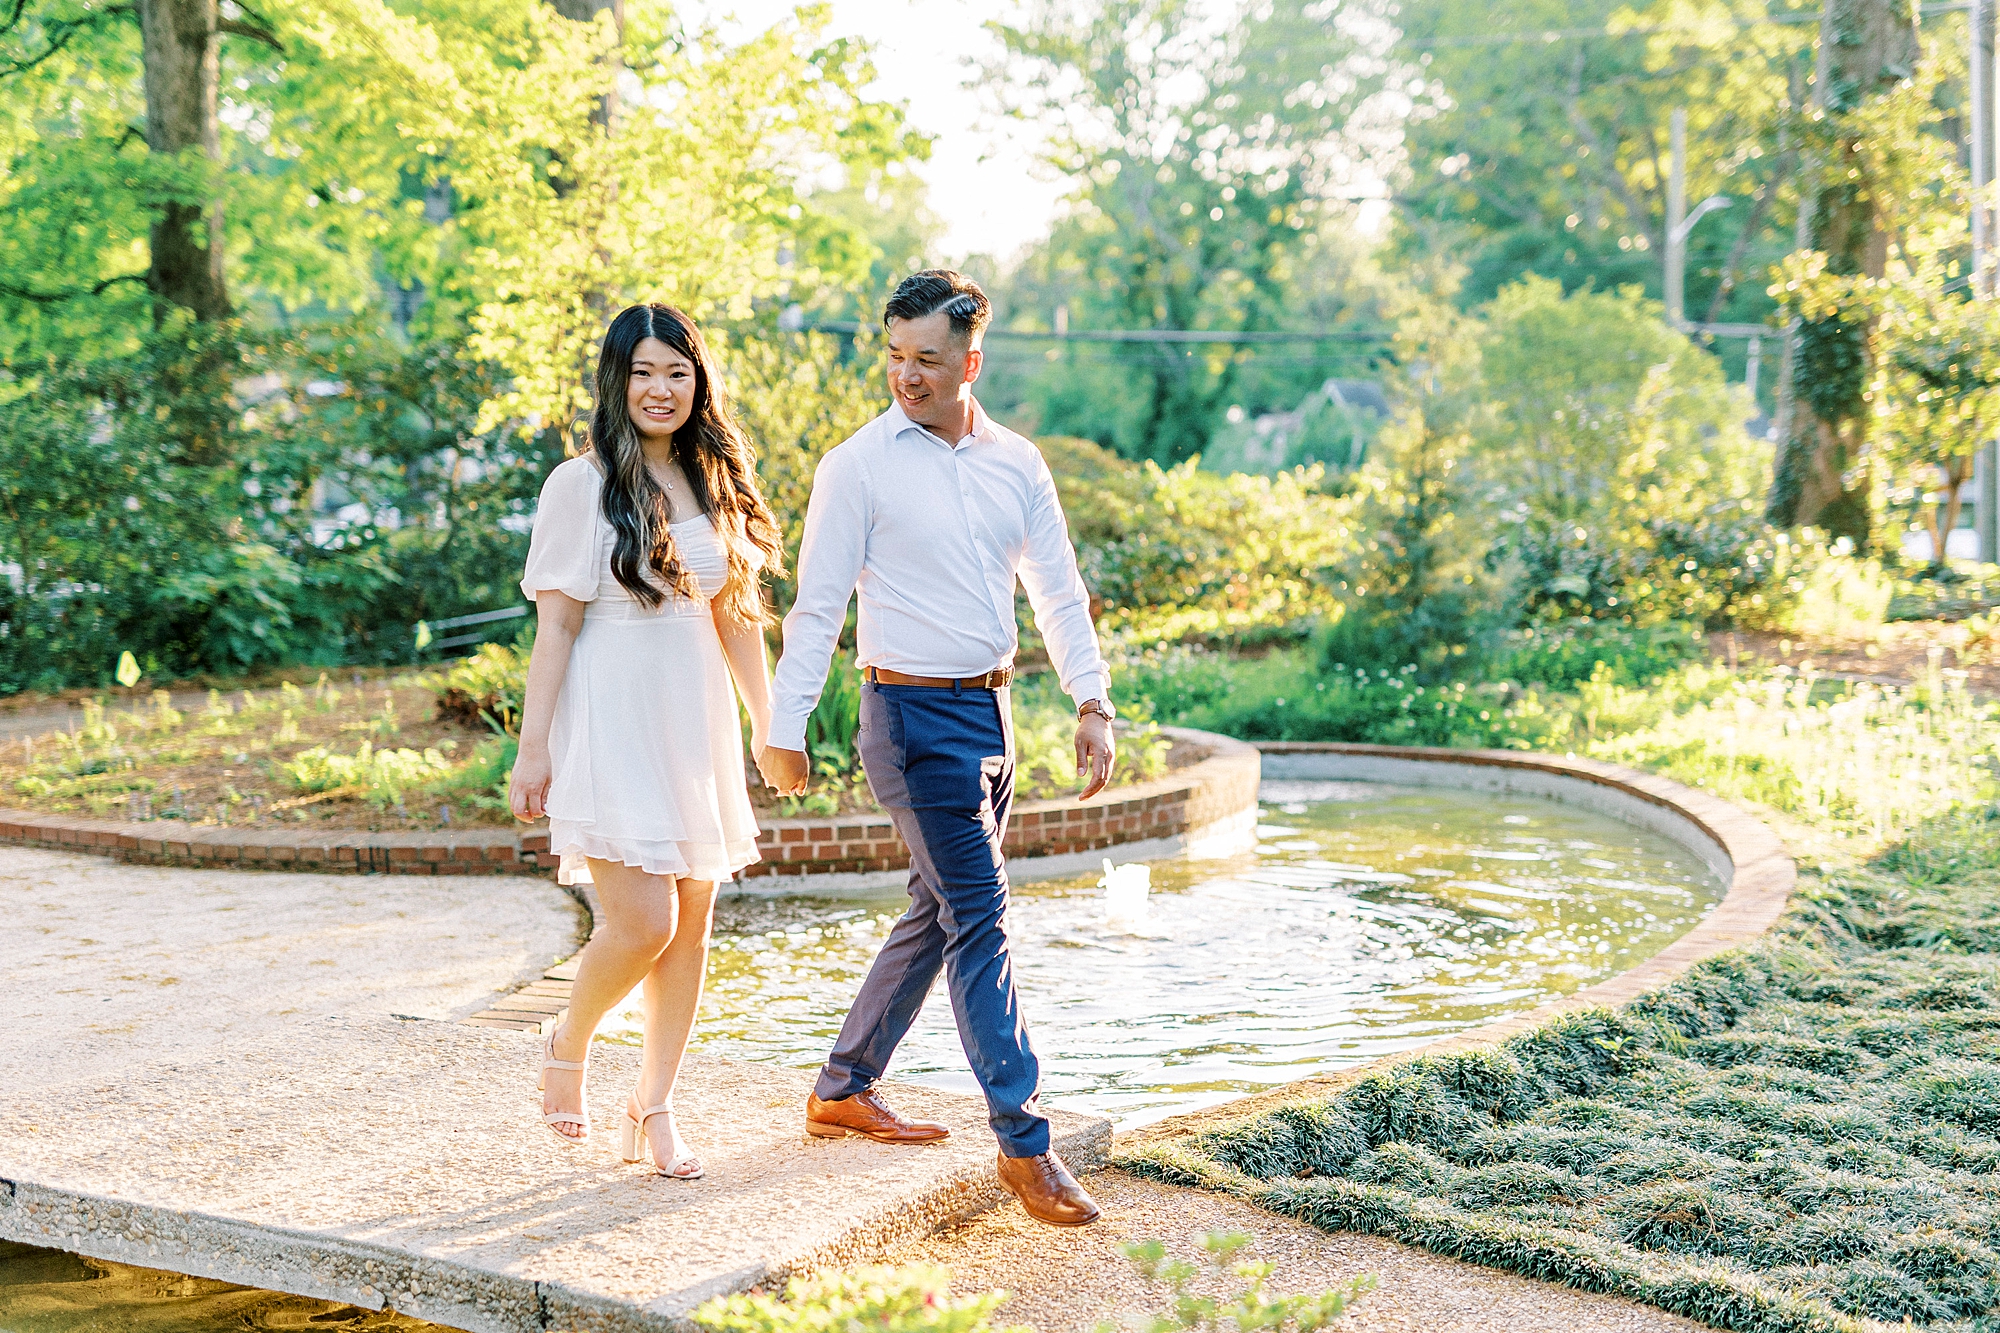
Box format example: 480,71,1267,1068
0,677,501,832
0,650,1179,834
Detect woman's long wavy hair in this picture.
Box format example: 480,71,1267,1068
578,304,784,623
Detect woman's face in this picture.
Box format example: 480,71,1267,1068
626,336,697,441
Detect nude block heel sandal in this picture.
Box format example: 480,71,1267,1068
537,1027,590,1144
623,1096,704,1179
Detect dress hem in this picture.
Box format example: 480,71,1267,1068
549,821,760,886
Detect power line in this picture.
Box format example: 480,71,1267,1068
802,320,1394,345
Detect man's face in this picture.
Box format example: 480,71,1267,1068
886,311,981,430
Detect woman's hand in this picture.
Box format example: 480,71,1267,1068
508,744,555,821
511,591,583,822
758,746,811,796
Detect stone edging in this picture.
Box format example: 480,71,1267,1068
1122,742,1797,1146
0,727,1260,887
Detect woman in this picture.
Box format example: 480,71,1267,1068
509,303,783,1179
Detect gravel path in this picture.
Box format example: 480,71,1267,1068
0,690,214,740
893,1171,1709,1333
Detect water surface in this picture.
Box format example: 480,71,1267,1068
610,780,1724,1125
0,1241,447,1332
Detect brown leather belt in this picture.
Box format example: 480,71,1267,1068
864,666,1014,690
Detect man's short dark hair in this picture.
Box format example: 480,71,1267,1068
883,269,991,344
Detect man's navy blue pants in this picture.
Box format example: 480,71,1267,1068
812,680,1050,1157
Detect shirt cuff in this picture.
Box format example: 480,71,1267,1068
1067,673,1111,711
766,712,810,754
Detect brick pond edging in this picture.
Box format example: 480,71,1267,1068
461,726,1261,1032
729,725,1260,890
0,726,1261,888
1122,742,1797,1147
0,814,529,876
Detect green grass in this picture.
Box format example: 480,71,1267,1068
1117,642,1741,753
1127,642,1998,847
1115,671,2000,1332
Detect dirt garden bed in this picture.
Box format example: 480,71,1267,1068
0,660,1188,835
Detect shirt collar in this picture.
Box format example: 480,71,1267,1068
886,397,995,450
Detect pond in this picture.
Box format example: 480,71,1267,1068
608,779,1726,1127
0,1241,450,1333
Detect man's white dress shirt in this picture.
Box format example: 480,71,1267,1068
768,399,1111,753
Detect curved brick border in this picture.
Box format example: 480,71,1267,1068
0,727,1261,886
0,814,531,876
1124,742,1797,1146
730,726,1260,887
464,727,1261,1032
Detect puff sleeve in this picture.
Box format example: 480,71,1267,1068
519,458,603,603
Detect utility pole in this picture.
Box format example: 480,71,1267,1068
1975,0,2000,562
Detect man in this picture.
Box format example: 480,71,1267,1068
758,270,1116,1227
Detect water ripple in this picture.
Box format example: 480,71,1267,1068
609,781,1722,1128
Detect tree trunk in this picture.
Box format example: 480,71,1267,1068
139,0,228,321
1766,0,1920,545
1934,454,1977,563
545,0,623,131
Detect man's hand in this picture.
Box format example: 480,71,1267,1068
1074,712,1116,801
758,745,811,797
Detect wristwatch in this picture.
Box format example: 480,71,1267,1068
1078,697,1116,722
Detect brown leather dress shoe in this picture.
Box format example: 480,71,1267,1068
996,1150,1101,1226
805,1089,951,1144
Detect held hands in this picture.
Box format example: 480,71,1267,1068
758,745,811,797
1074,711,1116,801
508,745,555,821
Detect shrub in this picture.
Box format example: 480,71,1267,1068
805,652,862,776
432,641,528,736
1122,648,1551,749
695,1267,1011,1333
0,325,553,694
1119,1230,1373,1331
425,735,518,812
1594,672,1999,841
1483,620,1706,691
1771,553,1894,641
278,741,458,808
1037,435,1352,649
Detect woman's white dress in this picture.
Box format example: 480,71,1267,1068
519,456,761,886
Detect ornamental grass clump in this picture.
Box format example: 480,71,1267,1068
1120,806,2000,1332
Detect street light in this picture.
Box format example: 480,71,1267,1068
1665,108,1732,327
1673,195,1732,247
